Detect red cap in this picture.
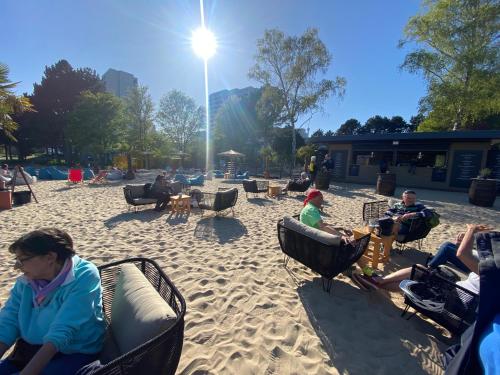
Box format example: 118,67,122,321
304,189,322,206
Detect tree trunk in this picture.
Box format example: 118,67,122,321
291,121,296,170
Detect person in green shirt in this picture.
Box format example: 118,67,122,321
300,189,344,236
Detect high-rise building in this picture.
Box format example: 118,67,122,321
102,68,138,98
208,87,259,129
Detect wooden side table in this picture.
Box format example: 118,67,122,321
268,185,281,199
224,173,231,179
0,190,12,210
171,194,191,214
353,227,393,269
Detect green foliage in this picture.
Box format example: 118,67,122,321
336,118,362,135
67,91,125,158
123,85,155,153
310,129,324,137
479,168,492,178
0,62,34,141
296,144,316,162
359,115,413,134
156,90,204,154
249,28,345,166
401,0,500,130
213,88,272,160
271,127,305,164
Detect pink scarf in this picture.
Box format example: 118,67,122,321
28,258,73,306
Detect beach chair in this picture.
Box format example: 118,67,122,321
68,168,84,184
242,179,269,198
123,184,158,212
187,175,204,186
286,179,311,195
198,188,238,217
235,171,249,180
90,171,108,184
86,258,185,375
277,216,371,292
401,264,479,335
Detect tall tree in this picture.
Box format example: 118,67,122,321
249,28,345,167
400,0,500,130
30,59,104,160
0,63,33,144
310,129,324,137
123,85,155,169
271,126,305,175
359,115,411,134
336,118,362,135
67,91,125,163
157,90,204,155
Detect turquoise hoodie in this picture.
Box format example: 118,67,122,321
0,255,106,354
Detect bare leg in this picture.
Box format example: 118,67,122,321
377,267,412,287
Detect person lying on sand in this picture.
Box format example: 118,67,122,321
352,224,492,292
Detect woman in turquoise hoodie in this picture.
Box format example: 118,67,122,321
0,228,105,375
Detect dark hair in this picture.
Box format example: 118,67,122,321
1,164,7,169
403,190,416,195
9,228,75,262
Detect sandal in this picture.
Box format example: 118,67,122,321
351,273,370,291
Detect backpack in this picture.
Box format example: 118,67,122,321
426,211,440,229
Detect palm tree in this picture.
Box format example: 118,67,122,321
0,63,34,141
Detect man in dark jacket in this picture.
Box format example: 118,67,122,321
384,190,432,240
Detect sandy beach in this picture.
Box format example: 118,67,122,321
0,172,498,375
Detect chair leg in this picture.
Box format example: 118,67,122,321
406,311,417,321
401,304,410,317
283,255,290,267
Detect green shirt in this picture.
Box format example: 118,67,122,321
300,202,322,229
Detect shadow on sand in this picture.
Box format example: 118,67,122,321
193,217,247,244
104,209,160,229
297,278,448,374
247,197,275,207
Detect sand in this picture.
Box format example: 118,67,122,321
0,171,498,374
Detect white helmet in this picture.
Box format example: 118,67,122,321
399,280,445,313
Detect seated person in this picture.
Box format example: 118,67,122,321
353,224,491,292
0,228,105,375
149,175,173,211
300,189,351,240
0,164,11,184
283,172,311,193
426,232,479,274
384,190,432,240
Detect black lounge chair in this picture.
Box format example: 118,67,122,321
277,217,371,292
91,258,186,375
362,200,434,251
123,184,157,212
401,264,479,335
286,179,311,194
242,179,269,198
198,187,238,216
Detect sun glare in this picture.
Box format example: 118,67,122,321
191,27,217,60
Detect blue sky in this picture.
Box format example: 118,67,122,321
3,0,427,134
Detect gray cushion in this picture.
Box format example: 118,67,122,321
283,216,341,246
125,184,145,198
110,263,177,355
132,198,157,205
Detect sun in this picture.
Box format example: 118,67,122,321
191,27,217,60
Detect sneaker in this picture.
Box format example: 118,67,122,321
351,273,370,291
354,273,381,290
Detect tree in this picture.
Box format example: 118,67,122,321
157,90,204,156
400,0,500,130
30,59,104,160
249,28,345,168
358,115,412,134
336,118,362,135
296,144,316,170
123,85,155,170
310,129,324,137
67,91,125,164
271,126,305,175
0,63,34,147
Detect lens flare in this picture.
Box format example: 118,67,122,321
191,27,217,60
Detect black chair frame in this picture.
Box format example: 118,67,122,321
401,264,478,335
277,218,371,293
91,258,186,375
199,188,238,217
242,179,269,198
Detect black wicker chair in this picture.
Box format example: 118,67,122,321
123,185,157,212
286,179,311,194
90,258,186,375
242,179,269,198
199,187,238,216
362,200,433,251
401,264,479,335
277,218,371,292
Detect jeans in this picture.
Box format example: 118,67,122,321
428,241,471,273
0,353,97,375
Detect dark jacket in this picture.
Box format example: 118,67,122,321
385,202,432,220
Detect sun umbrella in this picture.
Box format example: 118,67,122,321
217,149,245,158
